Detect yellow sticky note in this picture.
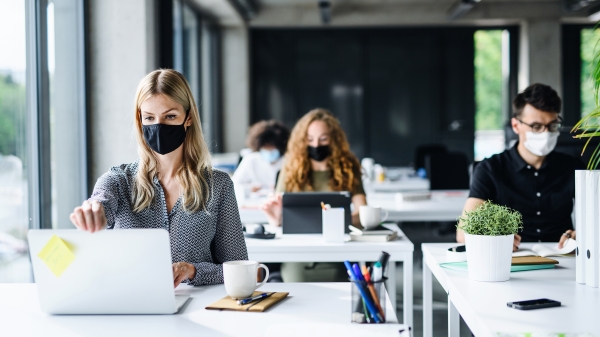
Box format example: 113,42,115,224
37,235,75,278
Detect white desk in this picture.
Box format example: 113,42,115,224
0,283,405,337
245,229,415,328
367,190,468,222
422,243,600,337
239,190,468,224
368,178,430,193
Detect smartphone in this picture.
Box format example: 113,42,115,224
448,245,466,253
507,298,561,310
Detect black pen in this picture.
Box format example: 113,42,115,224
377,251,390,277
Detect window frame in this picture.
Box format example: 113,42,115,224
25,0,88,230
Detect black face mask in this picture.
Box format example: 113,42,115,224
142,111,189,155
307,145,330,162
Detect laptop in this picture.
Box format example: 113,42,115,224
282,192,352,234
28,229,190,314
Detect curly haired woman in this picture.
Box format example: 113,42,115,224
261,108,367,282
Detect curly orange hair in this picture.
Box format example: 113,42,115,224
282,108,362,193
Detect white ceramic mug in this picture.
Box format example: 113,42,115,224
359,205,389,230
223,261,269,299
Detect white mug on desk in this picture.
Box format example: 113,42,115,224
359,205,388,230
223,261,269,299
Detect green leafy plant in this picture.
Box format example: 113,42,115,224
457,201,523,236
572,29,600,170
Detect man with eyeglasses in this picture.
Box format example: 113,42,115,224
457,83,584,250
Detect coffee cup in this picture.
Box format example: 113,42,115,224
223,260,270,299
359,205,389,230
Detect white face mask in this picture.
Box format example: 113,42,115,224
523,131,559,157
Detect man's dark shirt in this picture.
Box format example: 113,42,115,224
469,144,584,242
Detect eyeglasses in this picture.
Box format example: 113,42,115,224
515,117,562,133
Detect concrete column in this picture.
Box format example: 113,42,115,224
519,20,562,96
221,26,250,153
87,0,156,188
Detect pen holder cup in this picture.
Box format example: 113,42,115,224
350,278,387,324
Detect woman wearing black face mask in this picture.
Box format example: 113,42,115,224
69,69,248,287
261,108,367,282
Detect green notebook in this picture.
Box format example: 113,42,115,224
439,261,555,273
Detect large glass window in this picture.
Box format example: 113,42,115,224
581,28,600,118
172,0,222,151
474,30,509,161
0,0,30,282
0,0,86,283
47,0,87,229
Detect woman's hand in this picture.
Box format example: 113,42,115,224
70,200,106,233
172,262,196,288
513,234,521,252
558,230,576,249
260,193,282,226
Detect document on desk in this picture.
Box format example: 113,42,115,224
265,323,409,337
512,240,577,258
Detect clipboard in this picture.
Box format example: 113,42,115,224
205,291,289,312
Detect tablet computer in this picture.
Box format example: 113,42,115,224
282,192,352,234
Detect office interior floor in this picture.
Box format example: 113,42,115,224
395,222,473,337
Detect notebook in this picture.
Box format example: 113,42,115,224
512,239,577,258
439,261,556,272
350,232,398,242
205,291,289,312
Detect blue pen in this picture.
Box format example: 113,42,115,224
349,262,382,323
236,292,273,305
347,270,370,323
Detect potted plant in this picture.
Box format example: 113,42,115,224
457,201,523,282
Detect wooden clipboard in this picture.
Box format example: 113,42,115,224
205,291,289,312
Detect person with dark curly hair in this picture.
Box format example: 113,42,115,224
261,108,367,282
457,83,584,250
233,120,290,194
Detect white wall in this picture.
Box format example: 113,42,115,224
519,20,562,96
87,0,156,187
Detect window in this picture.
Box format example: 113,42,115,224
0,0,30,282
474,30,510,161
171,0,222,152
47,0,87,229
581,28,600,118
0,0,86,283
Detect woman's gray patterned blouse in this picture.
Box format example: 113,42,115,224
89,162,248,286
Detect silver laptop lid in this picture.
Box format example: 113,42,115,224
28,229,178,314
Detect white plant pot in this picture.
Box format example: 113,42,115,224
464,233,513,282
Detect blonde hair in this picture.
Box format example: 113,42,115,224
282,108,362,193
132,69,212,213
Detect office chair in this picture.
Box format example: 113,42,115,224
414,144,448,170
425,152,470,190
469,161,480,188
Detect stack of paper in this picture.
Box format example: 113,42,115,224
349,225,398,242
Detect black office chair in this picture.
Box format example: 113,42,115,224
469,161,480,188
414,144,448,170
425,152,470,190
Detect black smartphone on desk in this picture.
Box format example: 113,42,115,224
507,298,561,310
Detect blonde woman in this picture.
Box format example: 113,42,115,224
70,69,247,287
261,108,367,282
